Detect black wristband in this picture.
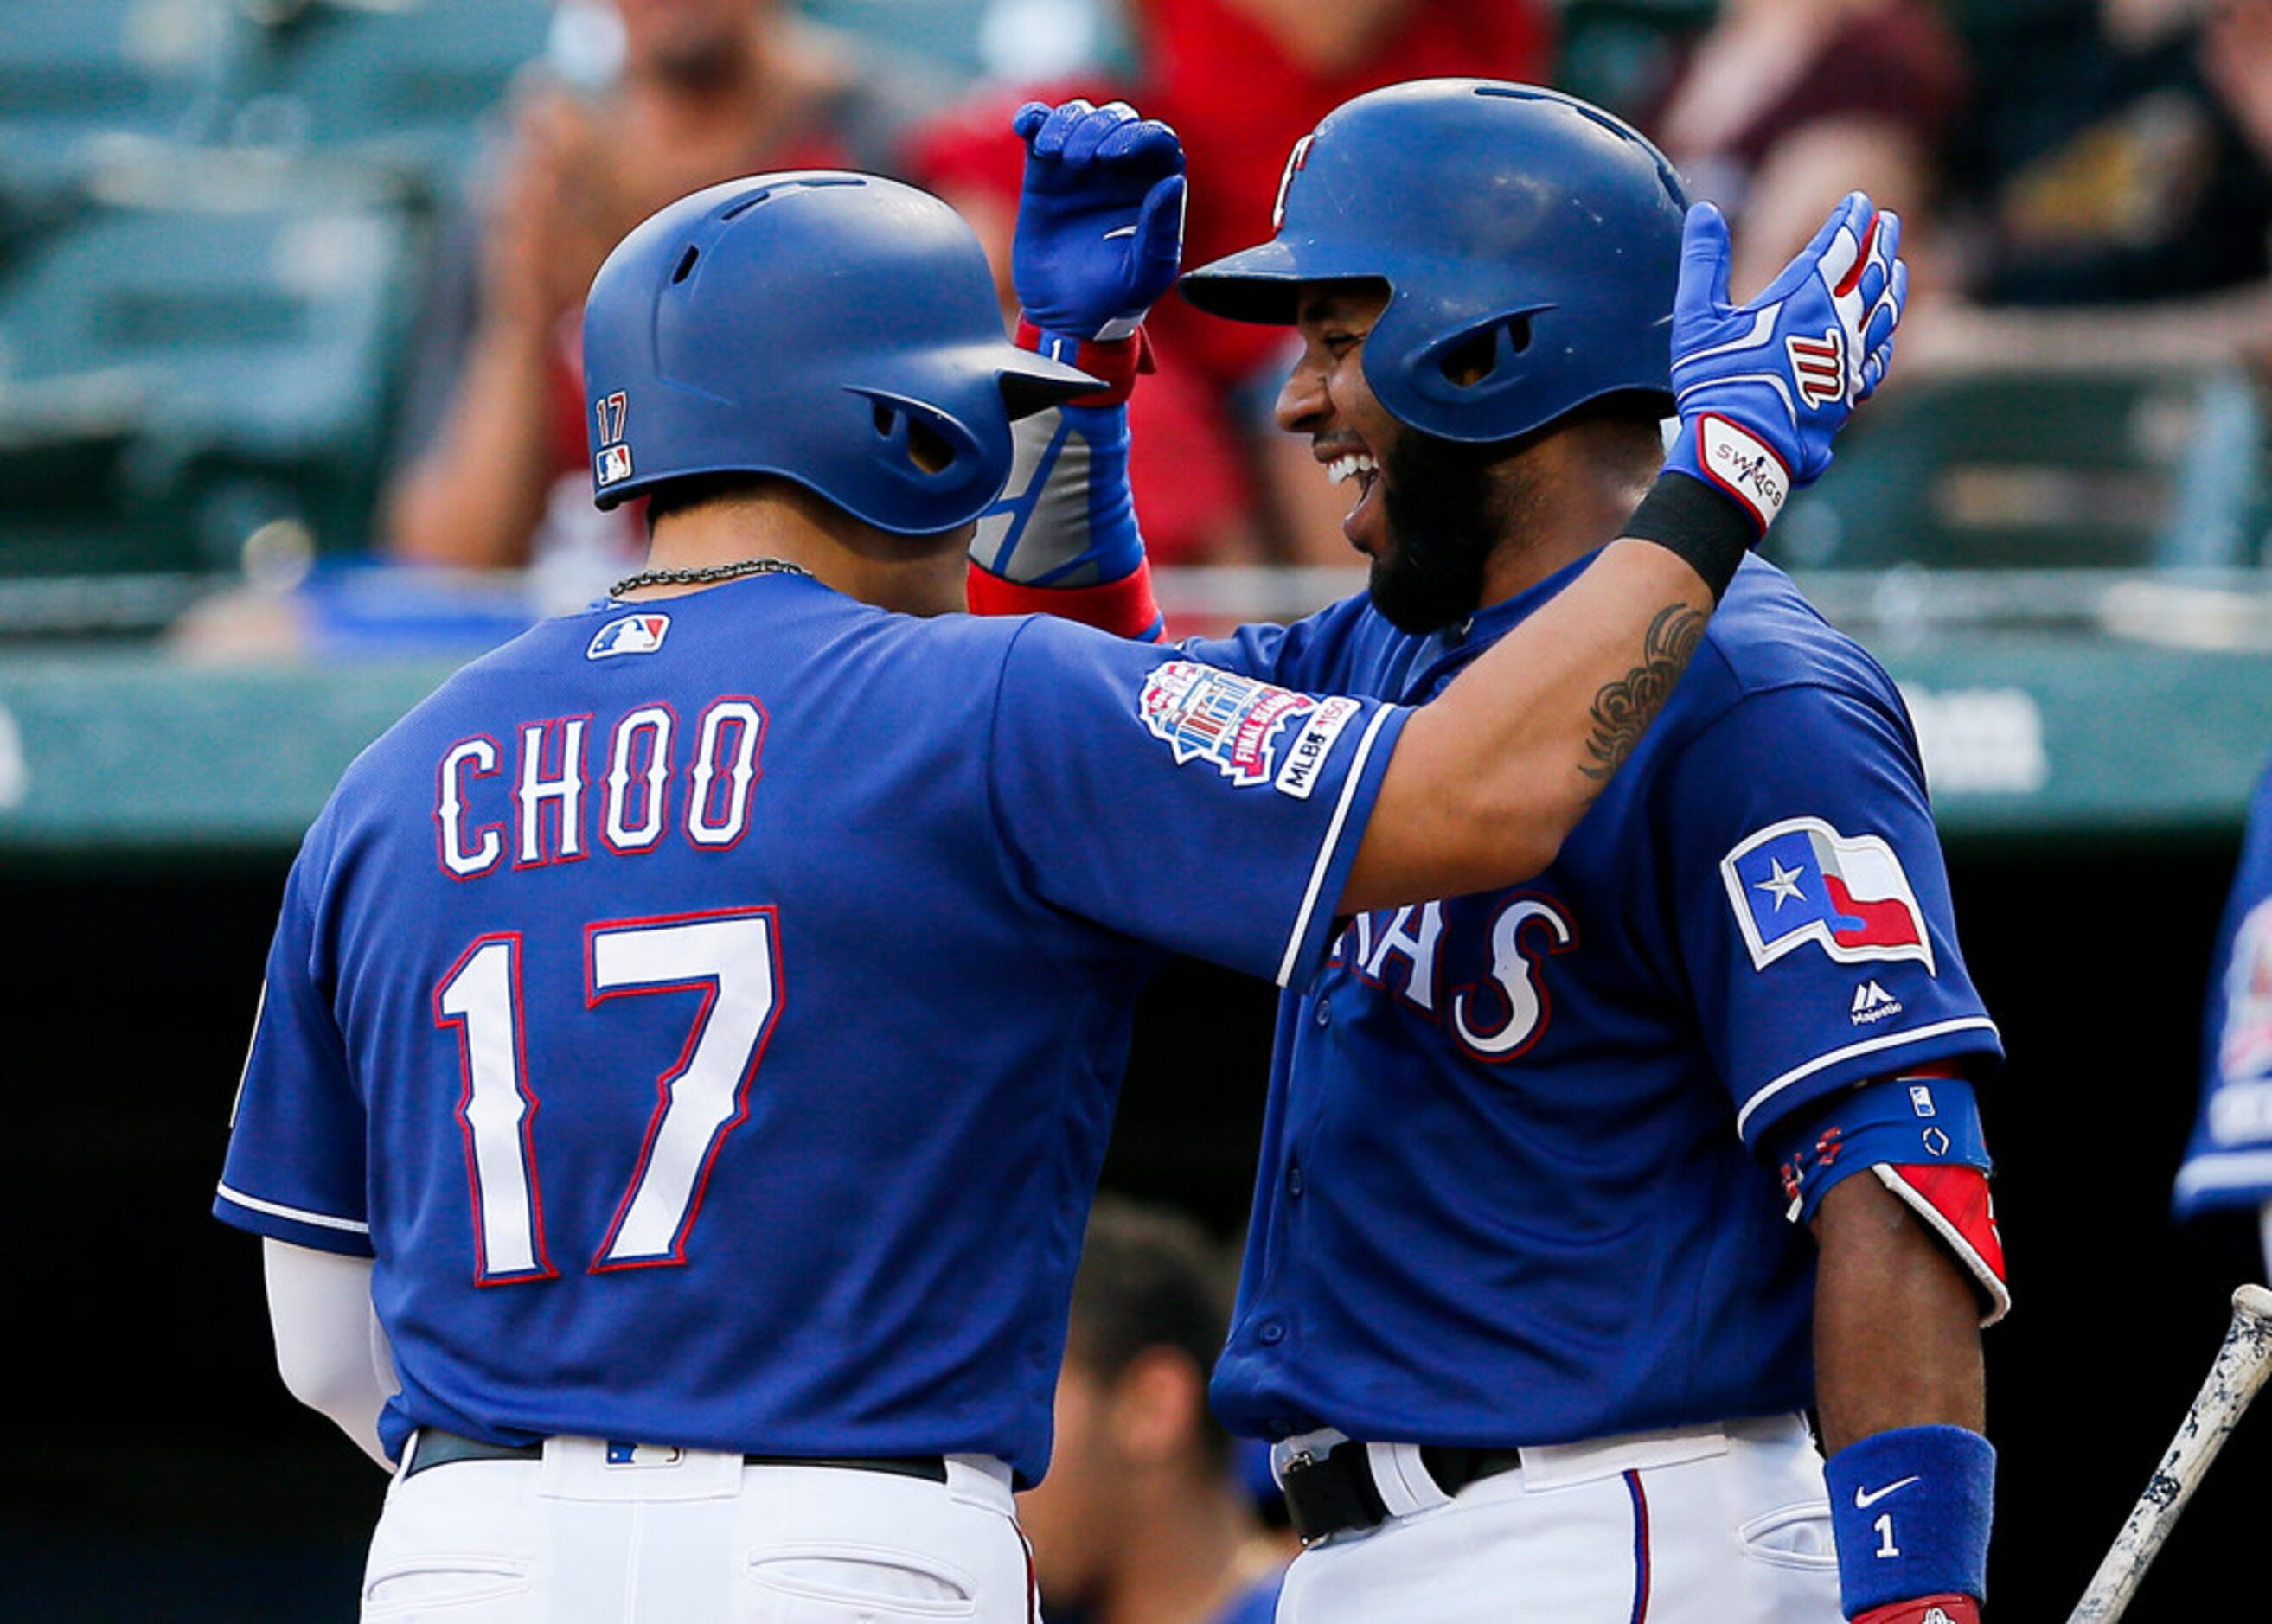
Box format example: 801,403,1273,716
1622,470,1755,602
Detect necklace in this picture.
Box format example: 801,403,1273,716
607,558,814,598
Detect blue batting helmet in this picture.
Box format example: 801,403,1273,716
584,171,1098,533
1180,80,1688,444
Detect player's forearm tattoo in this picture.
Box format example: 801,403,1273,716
1581,603,1709,783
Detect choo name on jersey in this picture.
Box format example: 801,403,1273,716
434,697,765,879
1326,892,1580,1062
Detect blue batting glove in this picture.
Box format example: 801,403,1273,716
1664,191,1905,535
1011,99,1187,342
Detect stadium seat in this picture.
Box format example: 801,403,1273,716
1766,367,2268,572
0,174,417,577
224,0,552,182
0,0,230,166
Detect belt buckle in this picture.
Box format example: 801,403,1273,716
1278,1442,1388,1546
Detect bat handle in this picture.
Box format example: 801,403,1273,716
2065,1285,2272,1623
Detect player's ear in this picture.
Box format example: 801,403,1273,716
1106,1346,1208,1468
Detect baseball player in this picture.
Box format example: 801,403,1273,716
976,88,1998,1623
2176,754,2272,1277
213,166,1879,1621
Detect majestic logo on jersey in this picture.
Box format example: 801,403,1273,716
1850,979,1903,1025
587,614,670,660
1721,816,1934,974
1137,662,1351,796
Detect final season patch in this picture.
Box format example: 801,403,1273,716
1721,815,1934,974
1137,662,1349,796
588,612,669,660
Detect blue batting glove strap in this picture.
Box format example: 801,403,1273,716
1666,192,1905,534
1767,1077,1992,1226
1823,1425,1994,1616
972,402,1145,590
1012,99,1187,342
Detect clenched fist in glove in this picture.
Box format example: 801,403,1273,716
1011,99,1187,347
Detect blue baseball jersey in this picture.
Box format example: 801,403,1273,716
214,571,1407,1483
2175,757,2272,1217
1185,553,2001,1447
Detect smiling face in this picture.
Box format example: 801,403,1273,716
1278,281,1514,634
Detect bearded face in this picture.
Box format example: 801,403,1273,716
1366,428,1524,635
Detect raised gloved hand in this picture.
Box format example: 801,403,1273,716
1011,99,1187,344
1663,190,1904,535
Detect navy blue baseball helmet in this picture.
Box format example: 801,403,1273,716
1180,80,1689,444
584,172,1098,534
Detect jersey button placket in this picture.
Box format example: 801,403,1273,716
1286,1161,1305,1199
1314,997,1332,1027
1258,1319,1287,1346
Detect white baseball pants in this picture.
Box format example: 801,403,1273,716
1274,1415,1843,1623
359,1435,1034,1623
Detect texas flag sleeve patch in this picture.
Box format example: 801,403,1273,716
1720,815,1936,975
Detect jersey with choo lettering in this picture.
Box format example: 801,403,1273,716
215,572,1405,1482
1182,553,2001,1448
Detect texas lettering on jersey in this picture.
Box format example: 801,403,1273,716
1328,892,1579,1062
434,697,767,877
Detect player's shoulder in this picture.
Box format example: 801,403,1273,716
1693,554,1905,716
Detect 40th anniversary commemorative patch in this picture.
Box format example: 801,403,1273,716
1137,661,1360,801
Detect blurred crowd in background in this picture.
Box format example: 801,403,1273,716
4,0,2272,653
7,3,2272,1614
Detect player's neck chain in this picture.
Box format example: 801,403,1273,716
606,559,815,598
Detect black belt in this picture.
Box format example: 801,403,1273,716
1278,1440,1526,1544
404,1429,949,1484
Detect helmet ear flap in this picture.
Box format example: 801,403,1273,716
852,388,992,510
1394,307,1546,425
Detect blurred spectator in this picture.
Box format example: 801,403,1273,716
1905,0,2272,373
1021,1198,1290,1624
906,91,1262,565
1964,0,2272,306
382,0,938,578
1134,0,1555,564
1644,0,1967,304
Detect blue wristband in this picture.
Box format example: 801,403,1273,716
1822,1425,1994,1614
1766,1076,1991,1226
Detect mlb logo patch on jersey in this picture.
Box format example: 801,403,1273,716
1721,816,1935,974
1138,661,1334,793
588,613,669,660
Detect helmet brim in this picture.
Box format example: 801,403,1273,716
995,343,1105,419
1179,240,1305,325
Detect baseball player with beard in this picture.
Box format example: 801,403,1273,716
977,87,2000,1624
210,157,1866,1621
